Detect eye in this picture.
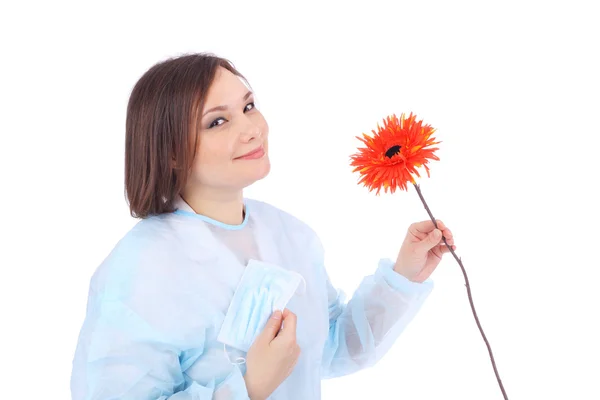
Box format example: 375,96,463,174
244,102,255,112
208,117,226,128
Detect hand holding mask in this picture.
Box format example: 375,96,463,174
243,309,301,400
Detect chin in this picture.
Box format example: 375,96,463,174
254,157,271,181
240,157,271,188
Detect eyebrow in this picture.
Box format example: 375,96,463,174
202,91,254,117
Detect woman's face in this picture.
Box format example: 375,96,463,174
187,67,270,193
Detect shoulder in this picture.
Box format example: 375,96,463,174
109,215,177,262
84,215,216,344
88,214,182,297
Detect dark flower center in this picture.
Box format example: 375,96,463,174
385,145,401,158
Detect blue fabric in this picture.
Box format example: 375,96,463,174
70,199,433,399
217,259,304,353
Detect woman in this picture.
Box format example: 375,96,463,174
70,53,456,400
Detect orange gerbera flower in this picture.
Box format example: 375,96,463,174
350,113,440,194
349,112,509,400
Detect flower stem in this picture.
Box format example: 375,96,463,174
412,183,509,400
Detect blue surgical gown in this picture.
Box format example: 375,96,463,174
70,197,434,399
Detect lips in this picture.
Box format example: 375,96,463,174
235,146,264,160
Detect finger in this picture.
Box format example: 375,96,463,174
441,227,453,241
410,219,445,236
258,309,283,343
436,220,452,236
279,310,298,340
416,228,441,252
433,222,453,243
440,244,456,253
410,220,434,235
441,233,454,245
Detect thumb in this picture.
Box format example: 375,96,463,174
421,229,442,250
257,310,283,343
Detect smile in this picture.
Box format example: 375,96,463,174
234,146,265,160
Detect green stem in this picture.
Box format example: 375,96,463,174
412,183,508,400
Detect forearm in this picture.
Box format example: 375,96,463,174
321,258,433,378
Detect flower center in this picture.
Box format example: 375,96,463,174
385,145,401,158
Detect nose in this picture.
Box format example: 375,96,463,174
239,116,262,143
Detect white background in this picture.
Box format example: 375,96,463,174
1,1,599,399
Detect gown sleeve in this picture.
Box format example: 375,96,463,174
315,236,434,379
70,285,250,399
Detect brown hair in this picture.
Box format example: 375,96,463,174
124,53,247,218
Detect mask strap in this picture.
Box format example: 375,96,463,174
223,343,246,365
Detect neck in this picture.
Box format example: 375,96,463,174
180,187,245,225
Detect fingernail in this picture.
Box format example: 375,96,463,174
273,310,281,320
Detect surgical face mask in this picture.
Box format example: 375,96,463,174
217,259,306,361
